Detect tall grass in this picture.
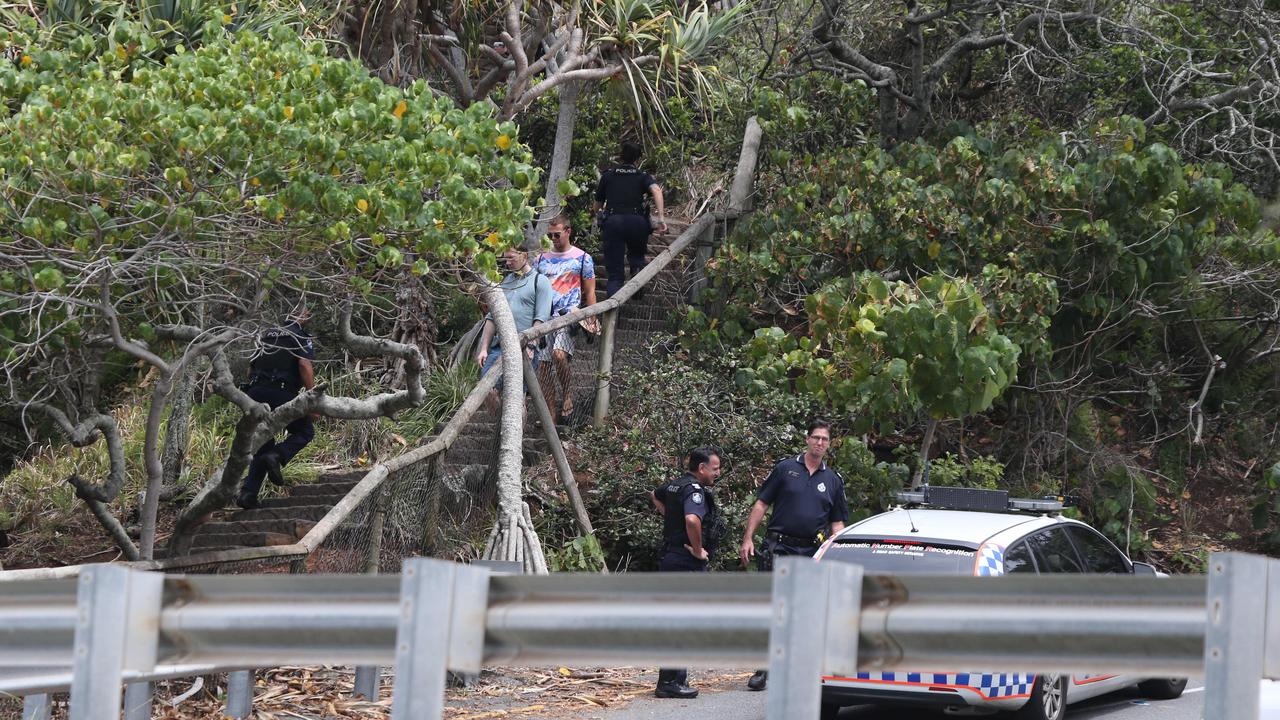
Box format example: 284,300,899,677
1,363,480,567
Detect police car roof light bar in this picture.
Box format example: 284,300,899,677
895,486,1066,514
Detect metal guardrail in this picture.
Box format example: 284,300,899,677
2,552,1277,720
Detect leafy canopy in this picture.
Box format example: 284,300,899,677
742,273,1024,434
0,22,537,364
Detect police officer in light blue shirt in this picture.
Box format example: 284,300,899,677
738,420,848,690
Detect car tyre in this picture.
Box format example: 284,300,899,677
1012,674,1067,720
1137,677,1188,700
819,701,842,720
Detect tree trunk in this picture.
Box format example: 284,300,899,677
532,79,582,244
911,417,939,490
139,372,176,560
388,272,438,387
160,360,200,496
480,284,548,573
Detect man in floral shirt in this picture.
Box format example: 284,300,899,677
535,214,598,422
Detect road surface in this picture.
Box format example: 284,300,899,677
586,672,1208,720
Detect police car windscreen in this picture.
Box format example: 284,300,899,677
822,539,977,575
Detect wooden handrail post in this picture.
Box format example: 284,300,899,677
521,355,596,541
592,310,618,427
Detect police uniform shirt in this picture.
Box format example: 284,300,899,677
252,322,315,391
655,473,709,554
595,164,656,215
757,455,848,540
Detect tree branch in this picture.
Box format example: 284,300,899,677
27,402,126,503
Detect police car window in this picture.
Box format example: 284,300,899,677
821,539,977,575
1065,526,1130,574
1003,541,1036,574
1024,528,1086,573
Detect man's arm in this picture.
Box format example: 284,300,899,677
829,521,845,535
534,274,553,323
474,318,496,366
297,358,315,391
739,500,769,568
650,490,665,515
684,514,707,561
582,276,597,306
649,183,667,234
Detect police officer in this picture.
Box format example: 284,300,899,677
236,311,317,510
593,141,667,298
738,420,847,691
650,447,724,699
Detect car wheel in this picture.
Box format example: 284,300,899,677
1138,677,1188,700
1012,674,1067,720
819,701,842,720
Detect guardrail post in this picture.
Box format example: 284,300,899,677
591,309,617,427
1204,552,1269,720
225,670,253,719
1267,556,1279,683
22,694,51,720
354,665,379,700
69,565,163,720
123,682,152,720
391,559,490,720
766,558,863,720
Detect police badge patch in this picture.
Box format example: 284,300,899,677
691,492,703,504
816,482,826,493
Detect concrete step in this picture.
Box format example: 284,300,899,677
315,469,370,484
260,493,347,509
230,504,333,522
191,531,298,551
290,481,360,498
192,518,318,538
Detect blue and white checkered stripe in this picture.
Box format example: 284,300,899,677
975,543,1004,577
848,672,1035,699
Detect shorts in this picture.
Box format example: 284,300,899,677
480,347,538,390
535,325,575,361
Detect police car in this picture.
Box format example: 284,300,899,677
814,486,1188,720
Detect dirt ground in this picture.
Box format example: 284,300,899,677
0,666,753,719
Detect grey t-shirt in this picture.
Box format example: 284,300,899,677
488,268,552,347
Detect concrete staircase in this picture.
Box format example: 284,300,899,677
183,470,368,554
183,220,696,557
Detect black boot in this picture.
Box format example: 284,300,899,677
236,490,261,510
260,451,285,485
655,682,698,699
747,670,767,691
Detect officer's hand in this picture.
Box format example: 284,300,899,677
739,538,755,568
474,351,487,367
685,544,709,562
309,412,321,422
658,222,669,236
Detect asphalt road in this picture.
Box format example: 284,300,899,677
590,675,1207,720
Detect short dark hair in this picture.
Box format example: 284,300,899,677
620,141,642,164
807,419,832,437
548,213,571,229
687,446,721,473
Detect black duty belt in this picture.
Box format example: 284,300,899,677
767,531,820,547
252,377,295,392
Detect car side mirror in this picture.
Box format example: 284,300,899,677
1132,561,1157,576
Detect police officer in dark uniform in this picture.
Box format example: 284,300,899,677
593,141,668,298
650,447,724,699
738,420,847,691
236,313,318,510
